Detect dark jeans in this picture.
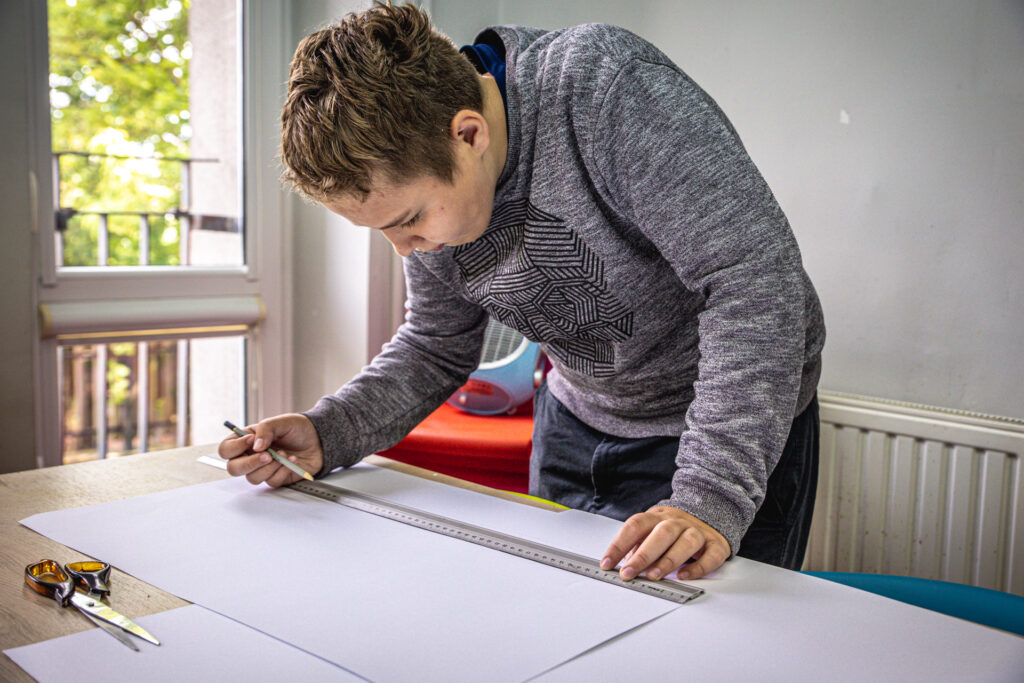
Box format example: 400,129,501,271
529,382,819,569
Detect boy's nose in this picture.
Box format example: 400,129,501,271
382,232,415,257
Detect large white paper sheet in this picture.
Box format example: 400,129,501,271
19,466,675,682
535,560,1024,682
4,605,363,682
319,464,629,558
199,457,626,559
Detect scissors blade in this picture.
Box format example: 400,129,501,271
70,592,160,646
77,605,139,651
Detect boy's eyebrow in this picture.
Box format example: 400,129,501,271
374,210,414,231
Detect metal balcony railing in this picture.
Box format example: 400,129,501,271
52,150,225,266
59,341,187,461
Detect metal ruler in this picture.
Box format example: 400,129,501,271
290,479,704,605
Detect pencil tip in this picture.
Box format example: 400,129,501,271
303,472,314,481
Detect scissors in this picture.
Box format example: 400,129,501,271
25,559,160,650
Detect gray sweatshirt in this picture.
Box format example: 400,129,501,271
305,24,825,554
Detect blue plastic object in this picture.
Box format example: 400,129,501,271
447,319,542,415
804,571,1024,637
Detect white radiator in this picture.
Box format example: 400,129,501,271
804,391,1024,596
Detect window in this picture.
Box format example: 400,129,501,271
33,0,292,466
49,0,244,271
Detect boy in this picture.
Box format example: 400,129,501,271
220,1,825,583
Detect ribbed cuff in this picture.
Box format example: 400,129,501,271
302,397,365,477
659,473,752,557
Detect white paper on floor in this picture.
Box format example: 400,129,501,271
5,605,364,682
19,464,677,682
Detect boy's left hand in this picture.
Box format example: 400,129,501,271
600,506,730,581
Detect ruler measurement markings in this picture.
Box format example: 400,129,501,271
289,479,704,604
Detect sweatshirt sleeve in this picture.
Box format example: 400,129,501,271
303,253,487,474
592,59,809,554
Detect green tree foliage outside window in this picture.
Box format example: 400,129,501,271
49,0,192,267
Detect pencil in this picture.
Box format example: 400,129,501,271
223,420,315,481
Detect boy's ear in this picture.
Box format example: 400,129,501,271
450,109,489,153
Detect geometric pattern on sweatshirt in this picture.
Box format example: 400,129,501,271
453,198,633,377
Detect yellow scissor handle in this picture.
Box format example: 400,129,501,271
66,560,112,596
25,560,76,606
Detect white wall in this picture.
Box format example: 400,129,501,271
288,1,406,411
0,0,45,473
427,0,1024,419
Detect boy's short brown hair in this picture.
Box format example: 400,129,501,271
281,1,483,201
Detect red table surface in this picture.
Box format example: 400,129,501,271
378,402,533,493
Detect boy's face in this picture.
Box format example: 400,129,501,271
322,141,497,258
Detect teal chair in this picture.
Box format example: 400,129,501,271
804,572,1024,637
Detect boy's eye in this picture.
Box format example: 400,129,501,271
399,213,422,229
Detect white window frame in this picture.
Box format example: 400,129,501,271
30,1,293,467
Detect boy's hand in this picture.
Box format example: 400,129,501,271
601,506,730,582
217,413,324,487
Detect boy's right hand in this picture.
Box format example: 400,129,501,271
217,413,324,487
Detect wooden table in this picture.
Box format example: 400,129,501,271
0,445,550,682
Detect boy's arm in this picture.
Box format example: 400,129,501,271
303,255,488,474
592,59,812,577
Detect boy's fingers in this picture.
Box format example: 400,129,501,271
246,422,276,452
225,450,271,477
618,533,671,581
245,458,284,485
617,526,661,578
678,540,729,580
600,513,658,570
264,465,299,489
620,522,703,581
245,465,271,485
224,452,254,477
218,433,254,460
644,525,705,580
601,507,731,581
